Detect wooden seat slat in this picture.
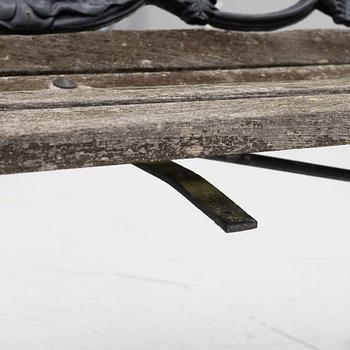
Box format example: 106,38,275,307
0,29,349,175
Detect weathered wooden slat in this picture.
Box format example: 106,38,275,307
0,29,349,175
1,78,350,110
1,65,350,92
0,80,349,175
0,30,350,76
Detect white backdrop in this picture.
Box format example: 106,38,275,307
1,2,349,350
113,0,337,30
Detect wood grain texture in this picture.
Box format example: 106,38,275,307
0,79,349,175
0,29,349,175
1,29,350,76
1,78,350,110
1,65,350,92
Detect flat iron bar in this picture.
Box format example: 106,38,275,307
134,161,257,233
210,154,350,182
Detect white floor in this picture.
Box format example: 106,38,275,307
0,146,349,350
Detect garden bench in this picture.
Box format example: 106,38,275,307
0,1,349,232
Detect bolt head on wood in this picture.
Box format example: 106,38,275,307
53,78,77,89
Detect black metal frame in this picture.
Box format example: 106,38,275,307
135,156,349,233
1,1,349,231
135,161,258,233
210,154,350,182
0,0,349,35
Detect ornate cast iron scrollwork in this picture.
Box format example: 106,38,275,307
0,0,349,34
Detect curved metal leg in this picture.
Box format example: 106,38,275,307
135,161,257,233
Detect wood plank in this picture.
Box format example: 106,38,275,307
1,29,350,76
1,78,350,110
0,80,349,175
1,64,350,92
0,29,349,175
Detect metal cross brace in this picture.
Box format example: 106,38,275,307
209,154,350,182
